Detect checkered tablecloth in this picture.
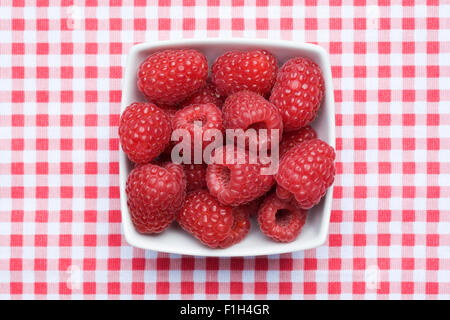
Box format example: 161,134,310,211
0,0,449,300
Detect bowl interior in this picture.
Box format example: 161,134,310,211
120,39,335,257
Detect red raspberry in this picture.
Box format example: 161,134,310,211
119,102,171,164
180,81,225,109
137,49,208,105
206,146,274,206
270,57,325,131
172,103,223,152
217,206,251,248
126,162,186,234
257,193,307,242
275,139,335,209
211,49,278,97
177,190,234,248
222,90,283,150
183,163,207,192
279,125,317,159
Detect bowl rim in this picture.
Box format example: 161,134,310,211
119,38,335,257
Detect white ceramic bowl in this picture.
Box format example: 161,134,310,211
119,39,335,257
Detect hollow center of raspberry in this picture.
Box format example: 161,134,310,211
275,209,293,226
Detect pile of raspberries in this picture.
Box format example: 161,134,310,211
119,48,335,248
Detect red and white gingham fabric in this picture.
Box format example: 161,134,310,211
0,0,449,299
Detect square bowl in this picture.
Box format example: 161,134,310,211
120,38,335,257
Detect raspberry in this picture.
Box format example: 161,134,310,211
137,49,208,105
119,102,171,164
218,206,251,248
180,81,225,109
206,146,274,206
177,190,234,248
172,103,223,152
279,125,317,159
270,57,325,131
257,193,307,242
222,90,283,150
211,49,278,97
275,139,335,209
183,163,207,192
126,162,186,234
